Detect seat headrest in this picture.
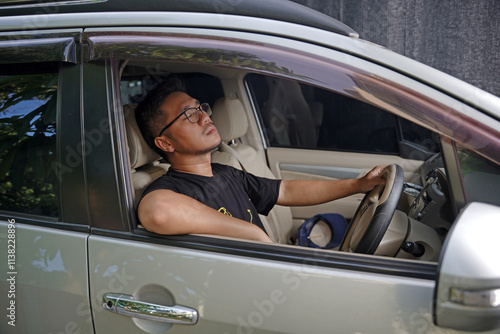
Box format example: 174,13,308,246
123,103,162,169
211,97,248,142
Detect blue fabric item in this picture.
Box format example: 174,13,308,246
298,213,348,249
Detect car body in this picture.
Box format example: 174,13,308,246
1,0,500,333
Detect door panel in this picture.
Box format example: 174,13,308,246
267,147,423,219
89,234,446,334
0,221,92,334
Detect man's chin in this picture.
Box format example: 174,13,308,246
197,139,222,155
212,139,223,152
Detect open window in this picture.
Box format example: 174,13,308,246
88,27,497,271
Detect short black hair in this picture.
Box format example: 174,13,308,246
135,75,186,157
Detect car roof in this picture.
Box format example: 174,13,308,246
0,0,359,37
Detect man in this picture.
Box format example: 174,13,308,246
136,76,387,243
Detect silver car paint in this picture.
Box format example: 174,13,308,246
0,222,92,333
89,235,437,334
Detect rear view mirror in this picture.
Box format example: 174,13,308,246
435,202,500,331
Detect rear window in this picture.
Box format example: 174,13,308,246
0,63,59,217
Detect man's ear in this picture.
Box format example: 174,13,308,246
154,136,175,153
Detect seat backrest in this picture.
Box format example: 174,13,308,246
123,104,170,208
211,97,295,244
262,77,318,147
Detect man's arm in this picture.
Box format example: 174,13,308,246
138,189,273,243
277,165,388,206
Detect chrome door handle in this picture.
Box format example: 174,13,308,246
103,293,198,325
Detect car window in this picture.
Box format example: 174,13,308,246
457,146,500,206
246,73,439,158
0,63,59,217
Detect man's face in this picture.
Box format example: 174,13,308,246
157,91,221,155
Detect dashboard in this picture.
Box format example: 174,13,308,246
407,154,453,241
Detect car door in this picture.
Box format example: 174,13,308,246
0,30,94,334
83,24,500,334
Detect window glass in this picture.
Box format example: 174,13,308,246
247,73,398,153
0,64,59,217
398,118,440,160
457,146,500,206
246,73,439,157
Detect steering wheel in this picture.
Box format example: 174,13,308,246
339,164,404,254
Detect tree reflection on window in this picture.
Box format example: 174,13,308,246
0,69,59,217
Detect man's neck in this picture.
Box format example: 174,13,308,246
168,154,213,177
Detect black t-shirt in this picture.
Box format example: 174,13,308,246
141,163,281,232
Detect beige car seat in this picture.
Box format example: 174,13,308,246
211,97,295,244
262,77,318,147
123,103,170,209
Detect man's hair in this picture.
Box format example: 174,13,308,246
135,75,186,157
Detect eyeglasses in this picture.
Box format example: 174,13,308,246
158,102,212,137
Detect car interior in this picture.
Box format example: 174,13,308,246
119,60,454,262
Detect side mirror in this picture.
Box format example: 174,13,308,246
435,202,500,332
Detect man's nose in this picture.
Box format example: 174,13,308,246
198,109,211,123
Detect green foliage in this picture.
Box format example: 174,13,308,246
0,73,59,217
457,147,500,177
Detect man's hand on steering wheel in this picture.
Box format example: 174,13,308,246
340,164,405,254
356,165,389,193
